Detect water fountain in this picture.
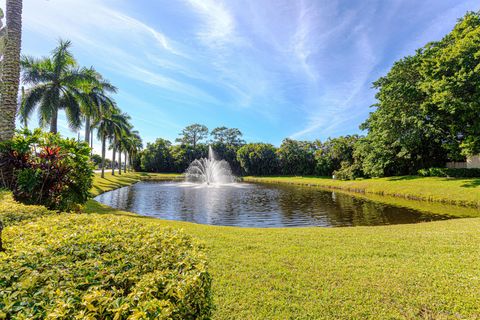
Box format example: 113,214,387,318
185,146,236,184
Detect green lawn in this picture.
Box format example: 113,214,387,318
244,176,480,208
2,172,480,319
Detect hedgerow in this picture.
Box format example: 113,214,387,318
0,214,213,319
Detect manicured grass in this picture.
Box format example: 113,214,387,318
91,172,182,196
244,176,480,208
2,172,480,319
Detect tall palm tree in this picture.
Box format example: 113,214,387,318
20,39,96,133
95,106,123,178
118,128,137,173
126,130,143,172
101,110,130,176
79,70,116,145
0,0,23,142
112,115,131,176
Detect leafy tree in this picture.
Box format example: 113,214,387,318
360,11,480,176
170,144,208,172
236,143,278,175
20,40,97,133
176,124,209,148
314,136,361,176
140,138,173,173
419,11,480,156
91,154,102,168
277,139,317,175
361,55,447,176
0,0,23,142
211,126,245,146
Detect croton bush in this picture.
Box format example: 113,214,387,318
0,215,213,319
0,129,93,211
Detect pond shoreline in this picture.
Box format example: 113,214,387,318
243,176,480,209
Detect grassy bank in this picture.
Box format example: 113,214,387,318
244,176,480,208
2,172,480,319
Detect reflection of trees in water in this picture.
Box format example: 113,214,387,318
276,185,441,227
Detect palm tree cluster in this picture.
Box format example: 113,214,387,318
19,40,142,178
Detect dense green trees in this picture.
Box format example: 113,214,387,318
357,11,480,177
277,139,317,175
141,138,173,173
236,143,278,175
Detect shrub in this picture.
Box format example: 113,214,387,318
417,167,480,178
0,129,94,211
0,215,213,319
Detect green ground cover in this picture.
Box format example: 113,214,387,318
1,172,480,319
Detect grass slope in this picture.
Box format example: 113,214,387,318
244,176,480,208
2,172,480,319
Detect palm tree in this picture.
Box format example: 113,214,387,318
20,39,96,133
115,117,131,176
103,110,130,176
119,129,139,173
0,0,23,142
95,106,120,178
126,131,143,172
79,70,116,145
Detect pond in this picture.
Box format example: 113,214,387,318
94,181,453,227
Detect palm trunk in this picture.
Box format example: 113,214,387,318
50,109,58,134
84,116,90,143
112,143,116,175
101,136,106,178
90,132,93,156
0,0,23,142
118,150,122,175
124,152,127,173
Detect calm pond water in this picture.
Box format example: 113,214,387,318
94,181,452,227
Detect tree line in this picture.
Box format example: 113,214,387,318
138,124,362,178
139,11,480,179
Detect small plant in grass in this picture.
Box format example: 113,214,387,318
0,129,94,211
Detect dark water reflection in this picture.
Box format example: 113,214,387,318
94,181,452,227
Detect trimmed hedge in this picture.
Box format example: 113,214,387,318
418,167,480,178
0,215,212,319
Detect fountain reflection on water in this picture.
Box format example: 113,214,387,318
185,146,236,184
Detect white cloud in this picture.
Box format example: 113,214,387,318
183,0,241,48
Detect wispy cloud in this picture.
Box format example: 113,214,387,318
18,0,480,145
183,0,238,48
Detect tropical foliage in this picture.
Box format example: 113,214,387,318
0,129,93,211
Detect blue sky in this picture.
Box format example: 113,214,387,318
7,0,480,153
